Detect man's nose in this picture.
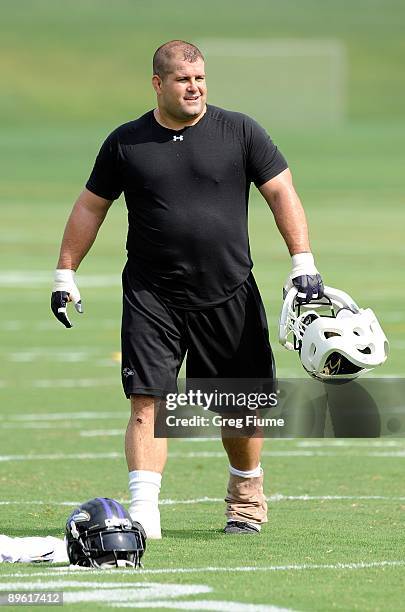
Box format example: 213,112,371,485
187,80,198,91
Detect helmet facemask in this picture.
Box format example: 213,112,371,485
80,527,145,569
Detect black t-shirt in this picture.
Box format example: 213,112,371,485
86,105,288,309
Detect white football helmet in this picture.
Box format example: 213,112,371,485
279,286,389,380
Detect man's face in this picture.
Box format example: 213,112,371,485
153,57,207,121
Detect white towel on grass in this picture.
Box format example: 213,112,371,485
0,535,68,563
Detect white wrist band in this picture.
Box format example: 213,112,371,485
291,253,317,276
53,269,75,291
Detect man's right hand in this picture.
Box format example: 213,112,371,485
283,253,324,304
51,269,83,328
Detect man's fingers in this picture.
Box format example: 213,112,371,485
74,300,83,314
316,276,325,299
293,276,314,303
292,274,324,303
51,291,73,328
56,306,73,328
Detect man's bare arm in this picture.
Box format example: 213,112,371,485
57,188,113,270
51,188,113,327
259,167,324,302
259,167,310,256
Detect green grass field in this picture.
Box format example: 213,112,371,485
1,1,405,610
0,433,405,611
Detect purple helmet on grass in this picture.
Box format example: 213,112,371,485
65,497,146,568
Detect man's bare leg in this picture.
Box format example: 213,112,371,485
125,395,167,539
125,395,167,472
221,435,263,471
221,429,267,533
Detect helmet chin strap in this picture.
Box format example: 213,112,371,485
94,551,137,569
116,559,134,568
113,550,136,568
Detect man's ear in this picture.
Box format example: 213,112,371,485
152,75,162,94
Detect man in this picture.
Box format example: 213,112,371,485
51,40,323,538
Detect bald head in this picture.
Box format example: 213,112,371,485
153,40,204,79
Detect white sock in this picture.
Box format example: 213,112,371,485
128,470,162,539
229,463,262,478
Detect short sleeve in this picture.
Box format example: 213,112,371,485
86,132,123,200
245,117,288,187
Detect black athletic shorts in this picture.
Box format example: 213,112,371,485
121,264,275,398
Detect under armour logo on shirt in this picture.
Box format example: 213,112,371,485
173,135,183,141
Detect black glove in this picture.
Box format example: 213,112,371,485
291,274,324,303
283,253,324,303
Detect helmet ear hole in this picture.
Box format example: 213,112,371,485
310,343,317,357
323,331,341,339
357,346,372,355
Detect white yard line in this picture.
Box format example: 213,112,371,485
0,452,122,462
109,602,293,611
366,451,405,457
1,494,404,507
8,350,96,363
6,349,121,365
2,560,404,579
80,432,400,442
0,272,121,288
80,429,124,437
1,423,86,430
0,580,293,611
100,560,405,574
0,319,117,331
2,419,404,443
179,438,219,442
2,450,405,462
2,412,405,428
185,448,396,458
0,580,211,589
0,379,122,389
297,439,405,448
8,411,128,421
0,500,83,506
33,378,119,388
